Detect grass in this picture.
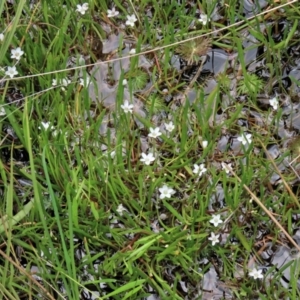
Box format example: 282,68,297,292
1,0,300,299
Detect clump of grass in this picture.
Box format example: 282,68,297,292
145,93,166,114
1,0,300,299
237,73,264,95
128,69,149,91
176,37,211,65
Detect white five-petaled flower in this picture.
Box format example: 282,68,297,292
192,163,207,176
209,214,223,227
76,3,89,15
11,47,24,60
159,185,176,199
39,121,53,130
208,232,220,246
0,33,4,42
116,204,127,216
198,13,210,25
237,133,252,145
165,121,175,132
140,152,155,165
249,268,263,279
61,78,71,87
5,66,18,78
126,14,137,27
121,100,134,114
269,96,279,110
129,48,136,55
107,7,119,18
52,78,71,91
222,162,232,174
148,127,162,138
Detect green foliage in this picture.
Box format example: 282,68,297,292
237,73,264,95
0,0,299,299
145,93,166,114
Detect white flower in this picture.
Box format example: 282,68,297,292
0,33,4,41
165,121,175,132
107,7,119,18
122,79,127,85
61,78,71,88
198,13,210,25
116,204,127,216
5,66,18,78
62,78,70,86
209,214,223,227
148,127,162,138
76,3,89,15
202,140,208,148
237,133,252,145
222,162,232,174
159,185,176,199
140,152,155,165
11,47,24,60
126,14,137,27
249,268,263,279
121,100,134,114
0,106,6,116
192,163,207,176
79,76,90,87
129,48,136,54
269,96,279,110
110,150,116,159
39,122,53,130
208,232,220,246
52,78,70,90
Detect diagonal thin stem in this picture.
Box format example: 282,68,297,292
223,162,300,252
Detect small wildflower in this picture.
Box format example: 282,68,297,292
52,79,57,86
186,234,192,240
209,214,223,227
159,185,176,199
269,96,279,110
116,204,127,216
148,127,162,138
198,13,210,25
202,140,208,148
11,47,24,60
0,33,4,42
122,79,128,85
0,106,6,116
249,268,263,279
192,163,207,176
61,78,71,87
129,48,136,54
38,122,53,130
165,121,175,132
107,7,119,18
140,152,155,165
110,150,116,159
237,133,252,145
222,162,232,174
79,76,90,87
126,14,137,27
76,3,89,15
208,232,220,246
5,66,18,78
121,100,134,114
